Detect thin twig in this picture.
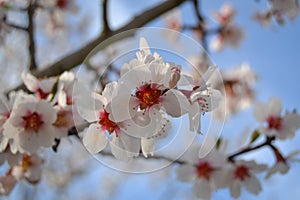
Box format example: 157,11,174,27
228,136,275,162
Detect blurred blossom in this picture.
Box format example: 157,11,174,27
212,3,236,25
161,8,182,43
210,63,256,120
210,24,244,52
254,97,300,140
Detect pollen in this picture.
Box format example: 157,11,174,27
53,110,68,127
98,109,119,134
135,84,162,109
196,161,215,180
22,112,44,133
21,155,32,172
234,165,250,181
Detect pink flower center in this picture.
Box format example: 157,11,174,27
196,161,215,180
36,88,49,100
56,0,67,9
22,112,44,133
98,110,119,135
135,84,162,110
234,165,250,181
267,116,282,130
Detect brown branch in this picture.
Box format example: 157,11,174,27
6,0,188,93
228,136,275,162
102,0,110,32
27,1,37,71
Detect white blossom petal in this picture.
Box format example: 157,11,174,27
176,164,195,182
83,123,107,154
161,89,190,117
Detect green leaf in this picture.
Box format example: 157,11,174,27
216,137,222,150
250,130,260,144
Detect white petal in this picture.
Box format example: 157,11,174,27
37,100,57,125
193,179,212,200
268,97,282,116
244,175,262,195
75,92,105,123
253,102,269,122
139,37,151,55
176,164,196,182
161,89,190,117
202,66,217,82
83,123,107,154
141,138,155,157
188,103,201,133
124,109,162,138
230,180,241,199
39,77,57,93
110,132,140,161
37,126,56,148
102,81,118,102
283,112,300,131
21,73,38,92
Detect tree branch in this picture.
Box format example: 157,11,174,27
101,0,110,33
27,1,37,71
6,0,188,93
227,136,275,162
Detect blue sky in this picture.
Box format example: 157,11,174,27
103,1,300,199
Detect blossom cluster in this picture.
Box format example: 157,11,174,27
176,98,300,199
76,37,222,160
0,71,81,195
0,37,222,195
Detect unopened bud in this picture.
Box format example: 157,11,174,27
168,66,181,88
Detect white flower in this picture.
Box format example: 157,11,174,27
254,98,300,140
210,24,244,52
214,63,256,119
253,11,272,27
21,73,57,100
76,82,140,161
176,147,228,199
12,154,44,184
3,94,57,154
270,0,299,21
186,66,222,133
0,172,16,196
222,160,267,198
266,150,300,179
52,71,82,138
109,38,190,124
213,3,236,25
162,9,182,42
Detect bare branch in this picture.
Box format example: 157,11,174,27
6,0,188,93
27,1,37,71
101,0,110,33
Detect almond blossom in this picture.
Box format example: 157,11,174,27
21,73,57,100
212,3,236,25
76,82,140,161
270,0,299,22
221,160,267,198
3,94,57,154
176,148,228,199
108,38,190,124
210,24,244,52
266,150,300,179
12,154,44,184
52,71,82,138
254,97,300,140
